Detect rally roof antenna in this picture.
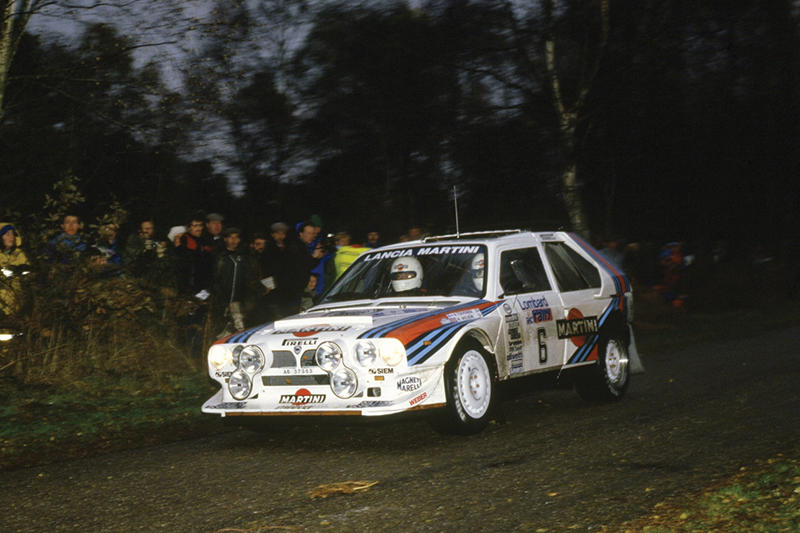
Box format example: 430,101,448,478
453,185,460,238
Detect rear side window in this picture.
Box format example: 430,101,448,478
499,248,551,295
543,242,601,292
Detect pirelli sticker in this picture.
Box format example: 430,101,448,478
556,316,599,339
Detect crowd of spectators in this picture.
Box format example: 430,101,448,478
1,212,386,343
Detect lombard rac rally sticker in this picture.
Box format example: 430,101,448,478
396,376,422,392
440,308,483,325
279,388,325,406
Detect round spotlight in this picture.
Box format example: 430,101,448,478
315,342,343,372
355,340,377,367
331,367,358,398
239,345,266,374
228,370,252,400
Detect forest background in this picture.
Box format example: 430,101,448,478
1,0,797,245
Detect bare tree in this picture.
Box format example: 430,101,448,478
542,0,609,237
0,0,46,120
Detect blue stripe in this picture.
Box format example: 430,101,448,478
405,322,464,358
403,302,502,365
227,325,264,344
359,300,486,339
408,324,467,365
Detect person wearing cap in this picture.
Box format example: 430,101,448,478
213,227,257,336
205,213,225,253
167,226,186,247
261,221,308,319
0,224,30,317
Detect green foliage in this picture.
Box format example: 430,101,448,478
607,453,800,532
0,175,202,385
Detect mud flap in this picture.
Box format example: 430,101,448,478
627,324,645,374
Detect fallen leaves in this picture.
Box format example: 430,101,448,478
308,480,379,499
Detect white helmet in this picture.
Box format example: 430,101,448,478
391,256,423,293
471,253,485,291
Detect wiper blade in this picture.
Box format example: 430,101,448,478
321,292,366,303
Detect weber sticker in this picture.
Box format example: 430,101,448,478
556,316,599,339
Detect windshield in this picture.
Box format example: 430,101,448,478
320,244,488,304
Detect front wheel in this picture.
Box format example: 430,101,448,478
432,343,496,434
576,336,630,401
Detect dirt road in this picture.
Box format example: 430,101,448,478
4,326,799,532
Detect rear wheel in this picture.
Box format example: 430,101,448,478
432,343,496,434
576,336,629,401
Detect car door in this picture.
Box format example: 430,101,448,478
497,246,563,375
541,241,606,367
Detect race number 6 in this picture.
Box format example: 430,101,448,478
537,328,547,363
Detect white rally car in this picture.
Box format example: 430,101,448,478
202,230,643,434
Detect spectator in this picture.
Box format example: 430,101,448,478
248,232,272,325
213,227,256,337
407,226,423,241
600,238,623,268
0,224,30,317
298,221,325,293
96,221,122,267
262,222,311,318
125,220,164,263
250,233,267,255
45,213,88,264
176,215,214,297
205,213,225,253
365,230,382,249
167,226,186,248
300,273,319,312
333,231,368,279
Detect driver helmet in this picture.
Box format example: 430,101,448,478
390,256,423,293
471,253,485,291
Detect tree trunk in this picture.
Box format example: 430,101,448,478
543,0,609,239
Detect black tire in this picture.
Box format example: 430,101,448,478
576,335,630,401
431,342,496,435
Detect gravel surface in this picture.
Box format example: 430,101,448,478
3,326,799,532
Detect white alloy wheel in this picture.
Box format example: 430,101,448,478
456,349,492,419
604,338,629,387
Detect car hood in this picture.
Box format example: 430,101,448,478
217,297,502,348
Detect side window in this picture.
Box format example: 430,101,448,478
543,242,601,292
499,248,551,295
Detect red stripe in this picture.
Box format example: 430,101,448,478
384,301,497,345
569,233,628,312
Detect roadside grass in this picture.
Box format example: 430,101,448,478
0,372,223,470
604,450,800,532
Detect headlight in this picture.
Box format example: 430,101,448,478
228,370,252,400
239,345,266,374
232,345,244,367
355,340,377,367
331,367,357,398
315,342,343,372
379,338,406,366
208,345,233,370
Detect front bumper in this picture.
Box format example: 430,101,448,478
202,365,446,417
